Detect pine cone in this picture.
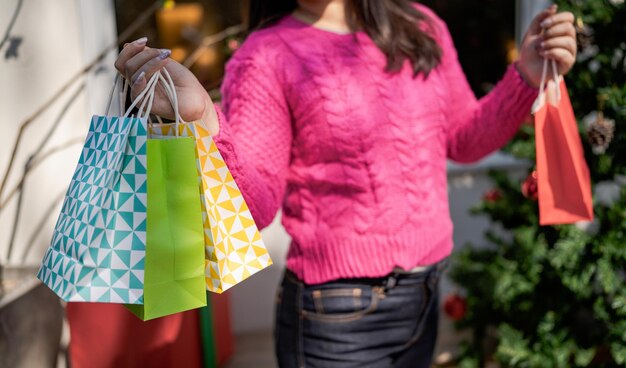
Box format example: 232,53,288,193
587,114,615,154
576,23,595,51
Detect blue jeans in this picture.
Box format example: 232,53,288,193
275,260,446,368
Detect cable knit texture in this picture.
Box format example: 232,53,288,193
213,5,538,285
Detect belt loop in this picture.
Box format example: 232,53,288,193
384,273,398,292
428,259,448,289
438,258,449,273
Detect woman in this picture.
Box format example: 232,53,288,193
115,1,576,366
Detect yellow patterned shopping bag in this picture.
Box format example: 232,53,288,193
150,121,272,293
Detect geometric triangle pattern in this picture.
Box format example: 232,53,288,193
37,115,147,304
150,121,272,293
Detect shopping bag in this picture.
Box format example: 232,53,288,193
37,113,149,304
125,132,206,320
66,303,203,368
533,59,594,225
124,72,206,320
150,70,272,294
38,72,207,320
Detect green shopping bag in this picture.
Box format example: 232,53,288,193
125,137,206,320
123,72,206,320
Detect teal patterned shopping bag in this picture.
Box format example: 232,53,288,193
37,115,149,304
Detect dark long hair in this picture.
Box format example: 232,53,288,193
246,0,442,76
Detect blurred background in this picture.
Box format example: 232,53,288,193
1,0,624,367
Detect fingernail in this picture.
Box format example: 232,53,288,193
133,37,148,45
541,19,552,27
132,71,145,85
540,41,546,48
157,49,171,60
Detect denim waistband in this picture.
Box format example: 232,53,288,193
285,258,448,288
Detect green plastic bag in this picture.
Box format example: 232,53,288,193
126,136,206,320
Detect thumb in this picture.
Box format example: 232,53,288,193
527,4,558,36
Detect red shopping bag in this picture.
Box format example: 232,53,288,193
533,60,593,225
66,303,203,368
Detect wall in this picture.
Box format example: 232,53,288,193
0,2,116,367
0,0,117,267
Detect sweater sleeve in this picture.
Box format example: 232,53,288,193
211,39,292,229
433,16,538,163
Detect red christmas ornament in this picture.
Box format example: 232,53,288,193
443,294,467,321
521,171,538,201
483,188,503,203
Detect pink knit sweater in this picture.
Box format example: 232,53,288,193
213,6,538,285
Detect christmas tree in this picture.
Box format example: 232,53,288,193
448,1,626,366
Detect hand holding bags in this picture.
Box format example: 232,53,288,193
38,72,207,320
532,59,594,225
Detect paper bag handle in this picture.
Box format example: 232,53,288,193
144,68,187,137
538,58,562,103
105,69,185,137
104,73,131,116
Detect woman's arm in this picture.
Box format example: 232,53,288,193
115,35,292,230
208,41,292,229
436,20,538,163
428,6,575,163
442,59,538,162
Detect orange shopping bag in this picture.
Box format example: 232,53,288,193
533,59,593,225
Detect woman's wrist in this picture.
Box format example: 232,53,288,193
515,61,540,89
514,61,541,89
201,93,220,136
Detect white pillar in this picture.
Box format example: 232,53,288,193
516,0,552,44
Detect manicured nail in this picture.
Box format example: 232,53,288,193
541,18,552,28
132,71,145,85
133,37,148,45
157,49,171,60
